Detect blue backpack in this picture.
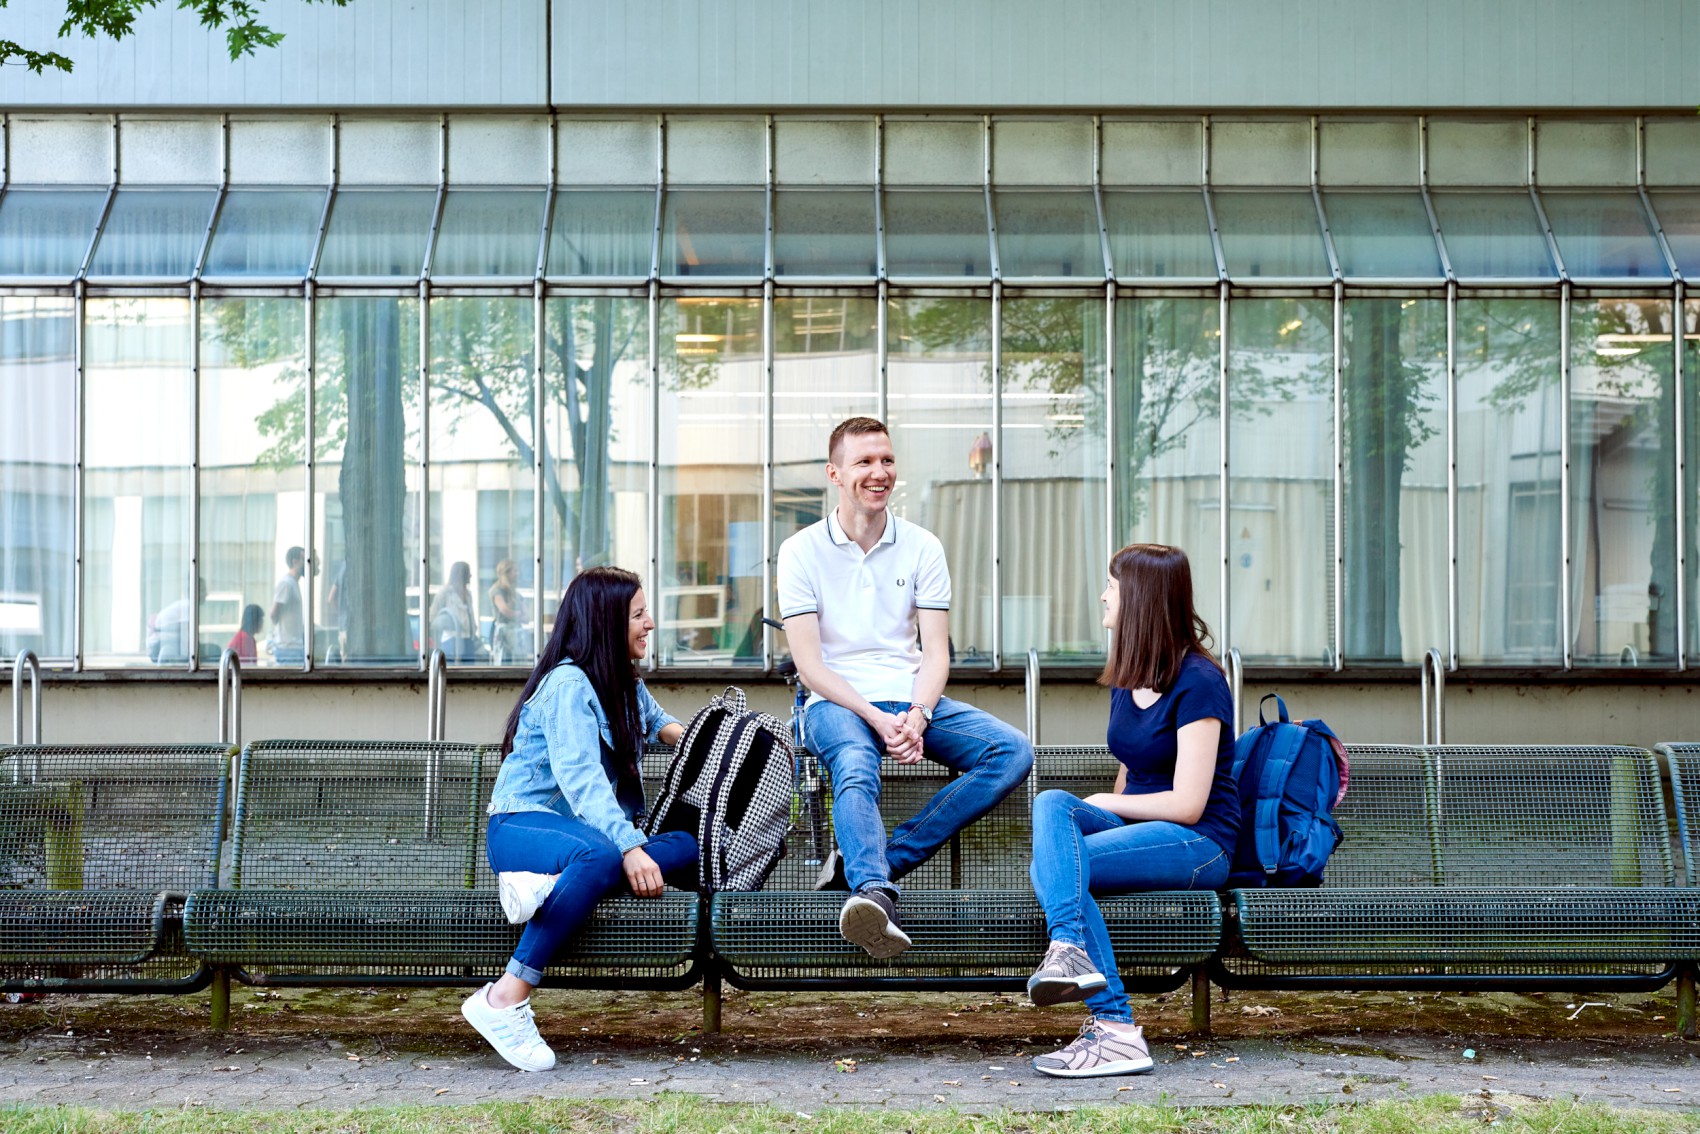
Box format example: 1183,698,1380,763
1227,694,1350,888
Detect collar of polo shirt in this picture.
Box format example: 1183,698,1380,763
826,508,898,548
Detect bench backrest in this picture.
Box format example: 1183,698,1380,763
1657,743,1700,886
0,744,231,892
1325,744,1436,886
231,740,488,890
1427,745,1671,888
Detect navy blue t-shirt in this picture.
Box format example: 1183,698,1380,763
1107,650,1241,855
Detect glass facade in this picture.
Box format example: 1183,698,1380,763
2,113,1694,674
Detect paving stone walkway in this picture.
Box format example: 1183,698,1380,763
4,1030,1698,1113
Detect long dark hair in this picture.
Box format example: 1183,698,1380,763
501,567,645,780
1099,543,1218,693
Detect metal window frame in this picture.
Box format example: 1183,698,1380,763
14,109,1691,682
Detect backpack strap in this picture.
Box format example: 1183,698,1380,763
1253,723,1309,875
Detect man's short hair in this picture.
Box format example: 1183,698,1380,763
828,416,890,464
285,546,304,569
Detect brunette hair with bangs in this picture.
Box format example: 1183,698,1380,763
1099,543,1219,692
827,416,890,464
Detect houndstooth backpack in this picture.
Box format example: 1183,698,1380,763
644,686,795,892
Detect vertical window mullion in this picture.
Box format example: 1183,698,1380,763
1446,279,1459,671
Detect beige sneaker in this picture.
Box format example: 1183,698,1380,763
1031,1018,1154,1078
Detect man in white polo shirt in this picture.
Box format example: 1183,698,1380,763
777,416,1033,958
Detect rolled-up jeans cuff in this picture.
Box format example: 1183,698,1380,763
506,957,545,986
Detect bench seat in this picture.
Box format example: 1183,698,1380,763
185,889,699,980
712,888,1220,989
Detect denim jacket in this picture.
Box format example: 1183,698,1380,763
487,659,679,853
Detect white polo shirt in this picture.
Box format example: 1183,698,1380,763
777,510,951,706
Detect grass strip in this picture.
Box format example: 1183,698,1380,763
2,1094,1697,1134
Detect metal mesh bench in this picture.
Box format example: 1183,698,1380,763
709,744,1221,998
1656,742,1700,1034
1218,745,1697,999
0,744,231,993
184,741,699,1003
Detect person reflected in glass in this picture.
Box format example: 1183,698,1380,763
462,567,693,1073
430,560,481,663
1026,544,1240,1080
146,577,204,665
269,546,307,665
227,603,263,665
489,558,530,666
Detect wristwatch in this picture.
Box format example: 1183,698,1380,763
911,702,933,724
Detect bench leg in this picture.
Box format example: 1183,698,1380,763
209,969,230,1032
702,970,722,1035
1190,967,1211,1036
1678,963,1696,1039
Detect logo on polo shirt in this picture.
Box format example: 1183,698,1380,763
897,578,906,587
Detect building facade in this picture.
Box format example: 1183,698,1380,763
2,1,1697,743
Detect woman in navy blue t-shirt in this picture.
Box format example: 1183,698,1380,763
1027,543,1241,1079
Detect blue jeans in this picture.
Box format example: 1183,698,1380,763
1029,789,1228,1022
804,696,1033,896
486,811,698,985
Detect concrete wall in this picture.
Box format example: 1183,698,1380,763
5,1,1697,110
560,0,1700,111
24,677,1698,752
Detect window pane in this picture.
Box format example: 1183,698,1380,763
546,190,655,278
1650,192,1700,278
1227,298,1333,661
772,297,880,663
88,189,217,278
660,189,765,277
1570,298,1676,665
317,189,437,279
883,190,992,279
994,191,1103,279
0,188,106,278
1430,192,1557,280
1212,191,1330,279
315,297,422,666
658,297,763,665
1323,192,1443,279
199,298,306,668
431,190,547,278
888,296,993,663
1114,297,1222,636
773,190,877,277
1001,297,1107,662
543,297,651,629
1456,299,1562,664
0,297,76,660
204,189,325,279
84,298,192,666
1541,192,1669,280
1103,190,1217,280
1341,298,1448,663
428,297,534,666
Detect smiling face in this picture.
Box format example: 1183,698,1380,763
1101,574,1121,630
827,429,897,518
627,587,654,660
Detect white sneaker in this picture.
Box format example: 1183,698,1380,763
460,984,556,1072
498,871,560,924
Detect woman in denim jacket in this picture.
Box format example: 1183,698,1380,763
460,566,694,1072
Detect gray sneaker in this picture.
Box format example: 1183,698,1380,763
838,888,911,959
1026,939,1108,1006
1031,1018,1154,1078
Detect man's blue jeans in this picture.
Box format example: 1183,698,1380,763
1029,789,1228,1022
486,811,698,985
803,697,1033,896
